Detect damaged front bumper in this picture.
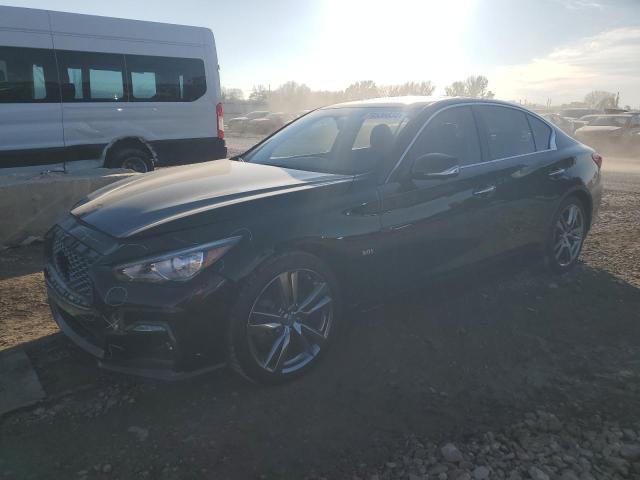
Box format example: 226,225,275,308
44,219,235,380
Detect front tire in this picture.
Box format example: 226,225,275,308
227,252,341,384
545,196,587,274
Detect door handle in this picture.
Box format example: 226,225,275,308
473,185,496,196
548,168,565,178
423,165,461,179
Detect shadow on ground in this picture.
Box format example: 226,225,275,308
1,257,639,480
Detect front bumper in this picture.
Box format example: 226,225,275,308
44,223,236,380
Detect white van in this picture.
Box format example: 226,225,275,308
0,5,226,172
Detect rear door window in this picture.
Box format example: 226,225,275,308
528,115,553,151
408,106,482,166
474,106,535,160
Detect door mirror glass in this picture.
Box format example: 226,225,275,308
411,153,460,179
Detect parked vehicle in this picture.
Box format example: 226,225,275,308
574,114,640,152
45,97,603,383
0,5,226,172
542,113,575,135
248,112,290,134
570,114,603,132
559,108,601,119
227,111,269,132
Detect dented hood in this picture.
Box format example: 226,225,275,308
72,160,350,238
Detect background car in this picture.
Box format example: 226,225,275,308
542,113,575,135
574,114,640,152
227,110,270,132
247,112,290,134
45,97,603,384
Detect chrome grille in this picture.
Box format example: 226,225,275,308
49,228,99,304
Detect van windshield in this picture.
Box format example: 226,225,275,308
244,107,415,174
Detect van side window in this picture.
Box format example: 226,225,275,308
528,115,553,151
90,69,124,100
126,55,207,102
0,46,59,103
57,51,126,102
408,106,482,166
474,106,535,159
67,68,84,100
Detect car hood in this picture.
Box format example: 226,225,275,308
575,126,622,134
72,160,351,238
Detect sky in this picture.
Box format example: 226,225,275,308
4,0,640,106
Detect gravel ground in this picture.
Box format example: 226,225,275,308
357,411,640,480
0,142,639,480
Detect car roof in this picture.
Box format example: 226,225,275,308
323,96,525,110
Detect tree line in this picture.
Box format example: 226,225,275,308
223,78,625,114
222,76,494,112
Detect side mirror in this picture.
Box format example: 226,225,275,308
411,153,460,180
61,83,76,102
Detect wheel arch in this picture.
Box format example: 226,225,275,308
271,240,347,286
561,186,593,231
102,137,158,169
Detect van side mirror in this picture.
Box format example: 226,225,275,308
411,153,460,179
61,83,76,102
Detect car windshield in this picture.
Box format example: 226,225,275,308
243,106,415,174
588,116,629,126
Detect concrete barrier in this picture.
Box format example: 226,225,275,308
0,169,137,247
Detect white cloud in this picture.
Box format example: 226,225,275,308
557,0,604,9
492,27,640,107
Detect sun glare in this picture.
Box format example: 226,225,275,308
301,0,476,91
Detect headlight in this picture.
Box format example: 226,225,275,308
116,236,241,283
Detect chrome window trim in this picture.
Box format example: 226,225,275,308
385,101,558,183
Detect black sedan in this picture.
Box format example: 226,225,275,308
44,97,603,383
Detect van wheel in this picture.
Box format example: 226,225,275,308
110,147,153,173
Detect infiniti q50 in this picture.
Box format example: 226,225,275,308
44,97,603,383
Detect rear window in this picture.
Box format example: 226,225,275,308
475,106,535,160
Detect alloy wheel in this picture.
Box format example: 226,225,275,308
553,203,585,267
246,269,333,375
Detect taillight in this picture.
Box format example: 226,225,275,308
592,152,603,169
216,102,224,140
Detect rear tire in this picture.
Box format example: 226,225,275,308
227,251,341,384
109,147,153,173
544,196,587,274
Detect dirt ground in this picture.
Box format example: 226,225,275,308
0,149,639,479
